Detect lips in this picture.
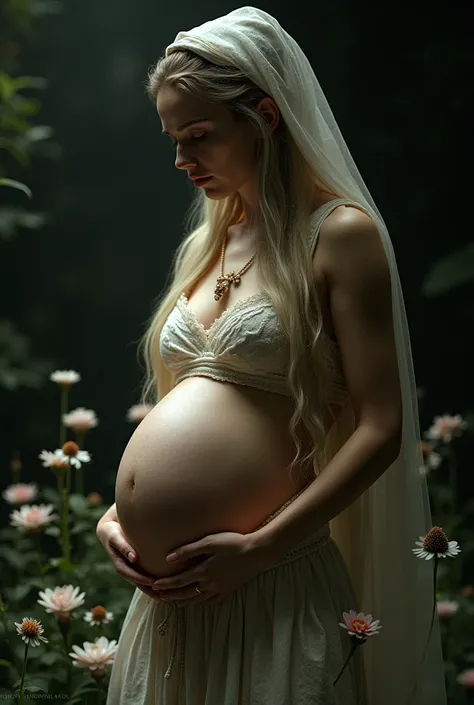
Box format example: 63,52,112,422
193,176,212,186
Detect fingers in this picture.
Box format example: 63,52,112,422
110,545,157,586
136,584,172,604
104,524,156,586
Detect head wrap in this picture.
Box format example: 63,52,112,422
166,8,446,704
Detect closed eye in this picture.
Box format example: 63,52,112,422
171,133,208,147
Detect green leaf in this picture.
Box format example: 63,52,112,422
41,487,60,504
0,178,32,198
70,521,93,535
9,583,33,601
70,681,100,699
40,651,63,666
68,494,89,515
26,577,49,589
13,76,48,92
0,546,26,570
0,658,17,673
422,242,474,296
44,525,61,537
25,125,54,143
24,685,45,694
48,557,78,573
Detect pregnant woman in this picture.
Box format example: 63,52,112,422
97,8,446,705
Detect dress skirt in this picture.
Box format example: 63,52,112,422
106,490,368,705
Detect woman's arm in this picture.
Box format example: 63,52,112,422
251,207,403,560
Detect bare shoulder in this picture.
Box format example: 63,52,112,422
312,204,387,284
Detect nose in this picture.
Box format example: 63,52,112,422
174,144,197,171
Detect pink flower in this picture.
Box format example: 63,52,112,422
37,585,86,623
2,483,38,505
338,610,382,642
69,636,118,678
126,404,154,423
418,441,442,476
10,504,57,532
457,669,474,688
436,600,459,619
424,414,468,444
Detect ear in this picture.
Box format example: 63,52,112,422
256,96,280,132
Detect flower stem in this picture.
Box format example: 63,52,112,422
76,466,83,496
408,555,439,703
75,432,85,495
61,470,71,563
60,389,68,447
32,531,45,586
447,445,457,516
59,620,72,694
333,642,357,686
18,641,29,703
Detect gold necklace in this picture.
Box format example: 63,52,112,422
213,212,256,301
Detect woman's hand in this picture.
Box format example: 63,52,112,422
151,531,275,606
96,519,169,605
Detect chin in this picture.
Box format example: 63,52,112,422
203,186,225,199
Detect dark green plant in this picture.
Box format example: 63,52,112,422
0,0,62,394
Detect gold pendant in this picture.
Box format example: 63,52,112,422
214,272,241,301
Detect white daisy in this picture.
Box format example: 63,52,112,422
84,605,114,626
63,407,98,432
38,449,69,469
61,441,91,469
412,526,461,561
14,617,49,647
50,370,81,387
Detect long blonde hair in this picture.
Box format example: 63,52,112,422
138,49,349,485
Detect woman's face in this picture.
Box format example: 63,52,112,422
156,84,261,200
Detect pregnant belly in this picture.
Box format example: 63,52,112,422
115,377,310,580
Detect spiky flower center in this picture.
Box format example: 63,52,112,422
91,605,107,621
62,441,79,457
424,526,449,553
20,618,41,638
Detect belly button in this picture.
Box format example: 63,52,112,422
130,476,136,490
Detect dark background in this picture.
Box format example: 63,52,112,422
1,0,473,505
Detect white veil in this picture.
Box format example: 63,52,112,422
165,8,446,704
